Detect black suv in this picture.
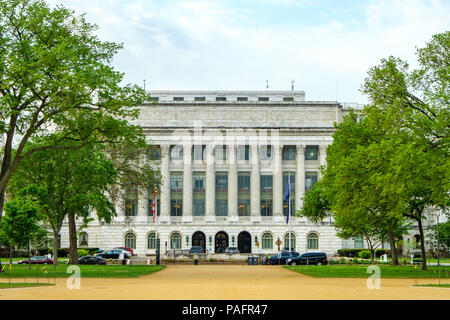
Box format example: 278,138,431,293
286,252,328,265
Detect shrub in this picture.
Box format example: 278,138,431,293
375,249,390,258
338,249,363,258
359,250,372,259
77,249,89,257
37,248,49,255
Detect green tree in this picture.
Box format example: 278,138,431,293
360,31,450,269
9,133,161,265
0,0,149,219
0,197,45,265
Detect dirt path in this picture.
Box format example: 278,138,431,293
0,265,449,300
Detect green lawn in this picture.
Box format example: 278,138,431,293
285,265,450,279
0,264,165,278
0,282,54,289
0,258,68,263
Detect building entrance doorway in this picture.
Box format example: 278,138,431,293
192,231,206,251
238,231,251,253
215,231,229,253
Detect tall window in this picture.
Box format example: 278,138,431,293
305,172,318,191
216,172,228,216
79,232,88,247
148,145,161,160
284,233,296,251
282,146,296,160
283,173,295,216
124,185,138,216
170,172,183,191
170,145,183,160
171,233,182,249
237,145,250,161
260,145,272,160
193,172,205,190
262,233,273,250
307,233,319,250
192,145,206,161
238,172,250,191
215,145,227,161
260,175,273,216
148,233,156,249
305,146,319,160
216,199,228,216
171,172,183,216
238,172,250,216
193,172,205,216
125,233,136,249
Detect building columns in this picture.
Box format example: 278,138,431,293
273,144,283,218
228,144,238,220
160,144,170,222
205,144,215,221
250,144,260,217
183,144,193,222
296,144,305,211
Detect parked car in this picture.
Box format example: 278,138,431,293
114,246,134,256
224,247,239,254
286,252,328,266
189,246,205,254
265,251,300,265
78,256,107,265
18,256,53,264
97,249,130,259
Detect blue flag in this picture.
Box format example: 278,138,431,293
285,177,290,224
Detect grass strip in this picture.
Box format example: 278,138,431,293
285,265,450,279
0,264,165,278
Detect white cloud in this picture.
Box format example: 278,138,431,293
44,0,450,103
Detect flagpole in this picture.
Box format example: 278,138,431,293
288,172,291,252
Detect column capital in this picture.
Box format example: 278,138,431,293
296,144,305,153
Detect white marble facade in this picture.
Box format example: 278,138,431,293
60,91,358,257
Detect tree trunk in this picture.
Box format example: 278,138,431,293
387,230,399,265
68,213,78,265
0,189,5,222
28,241,31,271
53,230,59,266
417,217,427,270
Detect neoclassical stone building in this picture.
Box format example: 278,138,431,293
61,90,364,257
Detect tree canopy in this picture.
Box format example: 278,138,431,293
0,0,149,218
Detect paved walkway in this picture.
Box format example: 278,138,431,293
0,265,449,300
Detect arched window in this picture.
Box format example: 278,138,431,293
148,233,156,249
125,233,136,249
79,232,88,247
171,233,182,249
307,233,319,250
284,232,296,250
262,233,273,250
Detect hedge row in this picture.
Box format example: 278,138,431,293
338,249,391,258
36,247,100,257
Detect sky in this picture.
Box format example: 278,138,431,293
45,0,450,104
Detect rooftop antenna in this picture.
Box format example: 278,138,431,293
143,79,146,91
266,80,269,90
291,80,295,91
